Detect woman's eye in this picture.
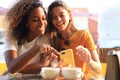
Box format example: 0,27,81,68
52,16,57,19
52,14,65,20
32,18,39,22
60,14,64,17
42,17,46,20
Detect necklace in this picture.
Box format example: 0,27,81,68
64,39,71,45
62,30,76,46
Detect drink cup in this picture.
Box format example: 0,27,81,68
40,67,60,79
62,67,83,79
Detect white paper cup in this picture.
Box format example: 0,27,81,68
40,67,60,79
62,67,83,79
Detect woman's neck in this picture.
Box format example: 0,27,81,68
61,29,76,40
26,33,38,42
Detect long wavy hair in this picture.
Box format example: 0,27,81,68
47,0,77,51
5,0,47,45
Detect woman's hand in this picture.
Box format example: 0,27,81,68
39,53,55,67
76,46,102,74
39,44,59,56
76,45,91,64
39,44,59,67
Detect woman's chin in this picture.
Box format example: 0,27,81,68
39,32,45,35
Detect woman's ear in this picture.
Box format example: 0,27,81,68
26,24,28,27
68,12,72,21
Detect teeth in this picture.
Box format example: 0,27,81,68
57,22,63,26
57,21,63,25
38,27,43,30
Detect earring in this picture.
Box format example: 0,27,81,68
26,25,28,27
64,39,70,45
69,19,71,22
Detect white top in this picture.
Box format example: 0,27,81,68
3,34,50,64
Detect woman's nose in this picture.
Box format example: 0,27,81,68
39,20,46,27
56,16,62,21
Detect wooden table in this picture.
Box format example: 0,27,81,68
0,73,104,80
0,74,82,80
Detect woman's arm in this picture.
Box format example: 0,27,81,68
4,45,59,74
76,46,102,74
19,57,58,74
87,50,102,74
19,63,43,74
2,63,43,75
4,45,40,74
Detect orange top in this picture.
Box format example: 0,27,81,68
59,30,96,68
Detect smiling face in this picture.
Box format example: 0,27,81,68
51,6,71,31
27,7,47,36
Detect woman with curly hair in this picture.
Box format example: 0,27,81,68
2,0,59,75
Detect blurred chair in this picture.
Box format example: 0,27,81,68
0,63,7,75
105,50,120,80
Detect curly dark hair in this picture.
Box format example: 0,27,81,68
5,0,46,45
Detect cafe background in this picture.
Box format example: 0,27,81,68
0,0,120,76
